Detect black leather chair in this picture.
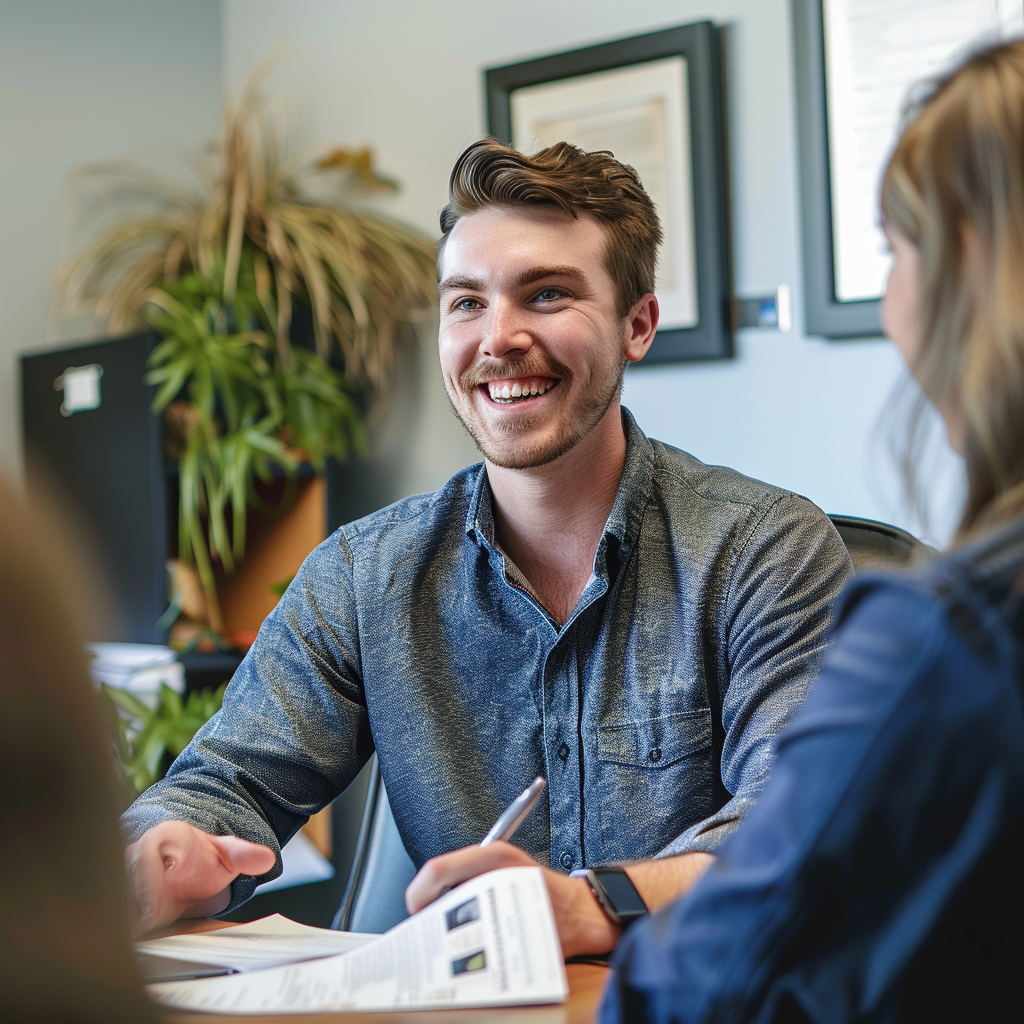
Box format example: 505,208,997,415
827,514,934,573
332,515,934,933
332,754,415,932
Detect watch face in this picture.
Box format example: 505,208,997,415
595,869,647,917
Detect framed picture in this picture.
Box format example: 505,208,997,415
792,0,1024,339
486,22,731,363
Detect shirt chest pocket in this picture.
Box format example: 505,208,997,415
594,709,713,862
597,709,712,768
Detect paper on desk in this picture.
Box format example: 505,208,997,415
135,914,374,972
147,866,568,1014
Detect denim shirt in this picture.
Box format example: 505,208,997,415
123,411,851,909
601,517,1024,1023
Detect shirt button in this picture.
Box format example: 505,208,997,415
648,746,662,763
560,851,573,870
556,742,570,762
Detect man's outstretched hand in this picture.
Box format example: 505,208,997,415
125,820,276,936
405,841,621,960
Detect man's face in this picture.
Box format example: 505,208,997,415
438,205,630,470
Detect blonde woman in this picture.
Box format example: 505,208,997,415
602,39,1024,1023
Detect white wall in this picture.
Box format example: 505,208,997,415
227,0,960,543
0,0,223,483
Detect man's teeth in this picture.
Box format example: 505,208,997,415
487,380,555,403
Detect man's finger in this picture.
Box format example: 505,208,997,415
211,835,277,878
181,885,235,920
406,842,531,913
125,838,172,936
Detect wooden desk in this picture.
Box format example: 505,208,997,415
155,919,609,1024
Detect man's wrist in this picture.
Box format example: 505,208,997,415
570,877,622,956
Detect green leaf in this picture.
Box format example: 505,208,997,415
101,684,154,726
104,681,226,797
157,682,183,717
270,575,294,597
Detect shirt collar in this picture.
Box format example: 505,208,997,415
599,407,655,573
465,407,655,578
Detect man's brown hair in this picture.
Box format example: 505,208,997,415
439,139,662,317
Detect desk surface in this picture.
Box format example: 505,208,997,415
156,919,609,1024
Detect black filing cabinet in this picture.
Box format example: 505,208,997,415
21,332,168,644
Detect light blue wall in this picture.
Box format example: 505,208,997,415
0,0,223,481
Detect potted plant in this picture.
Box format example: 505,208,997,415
56,71,437,632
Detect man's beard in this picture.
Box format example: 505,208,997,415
448,354,627,470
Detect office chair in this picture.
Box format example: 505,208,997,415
332,516,933,934
332,754,415,932
827,514,934,573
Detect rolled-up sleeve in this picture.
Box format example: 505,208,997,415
120,530,374,910
656,494,852,856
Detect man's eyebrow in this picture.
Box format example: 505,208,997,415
515,265,586,288
439,265,587,294
439,275,483,293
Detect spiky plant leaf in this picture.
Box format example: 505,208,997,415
56,66,437,396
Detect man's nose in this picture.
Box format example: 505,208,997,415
481,298,533,360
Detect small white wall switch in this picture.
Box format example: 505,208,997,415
733,286,792,332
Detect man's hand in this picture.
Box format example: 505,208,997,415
125,820,276,936
406,844,716,960
405,841,620,959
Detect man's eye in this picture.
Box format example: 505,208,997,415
534,288,564,302
456,297,482,311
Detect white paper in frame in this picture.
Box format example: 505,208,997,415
509,56,698,330
822,0,1024,305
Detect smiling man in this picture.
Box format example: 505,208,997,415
122,140,851,957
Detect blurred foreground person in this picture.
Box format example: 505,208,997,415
603,39,1024,1023
0,476,156,1022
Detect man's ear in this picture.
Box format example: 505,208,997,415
624,294,659,363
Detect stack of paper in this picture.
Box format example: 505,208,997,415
136,914,373,973
88,643,184,708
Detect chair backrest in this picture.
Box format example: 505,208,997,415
828,514,934,574
332,754,415,933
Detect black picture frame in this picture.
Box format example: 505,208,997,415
485,22,732,364
792,0,882,339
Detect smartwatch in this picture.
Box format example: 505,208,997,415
571,865,649,929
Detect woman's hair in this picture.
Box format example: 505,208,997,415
0,475,157,1021
882,39,1024,540
439,139,662,318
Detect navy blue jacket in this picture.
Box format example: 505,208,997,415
602,517,1024,1023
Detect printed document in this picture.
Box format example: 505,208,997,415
146,866,568,1014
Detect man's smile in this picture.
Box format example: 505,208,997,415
482,376,560,405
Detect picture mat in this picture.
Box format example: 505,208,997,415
823,0,1024,303
510,56,698,329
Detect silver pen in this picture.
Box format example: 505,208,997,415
435,778,548,899
480,777,547,846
